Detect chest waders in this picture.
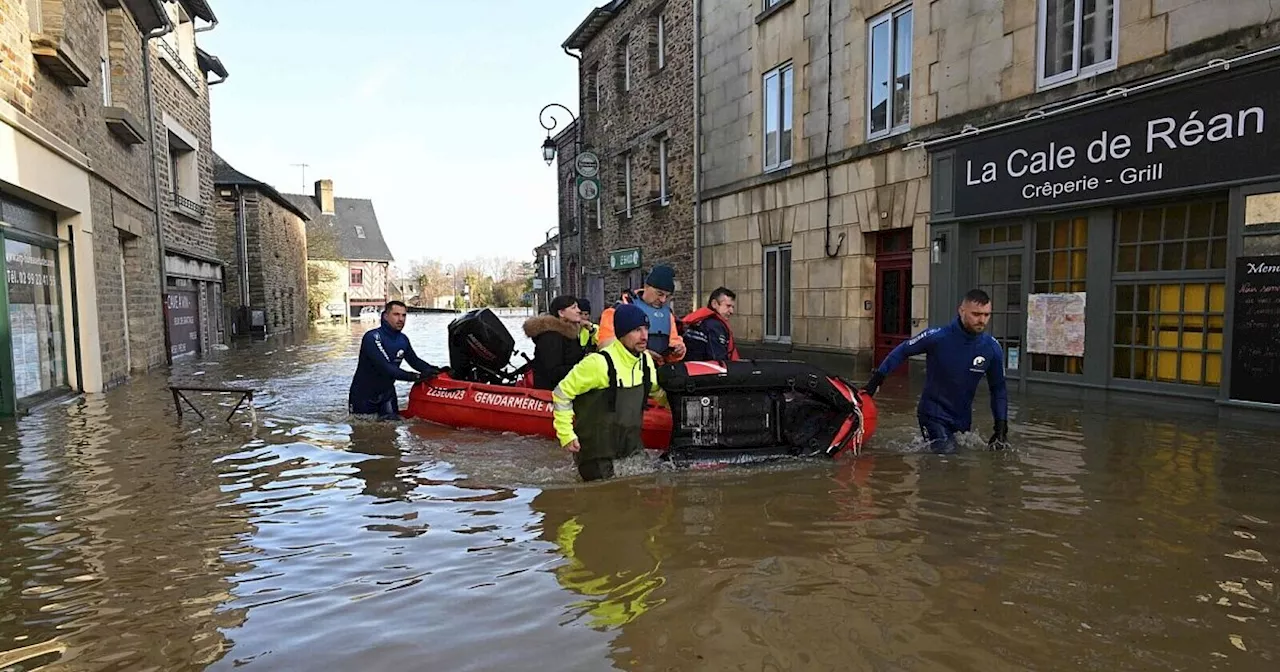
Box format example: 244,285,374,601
573,351,652,481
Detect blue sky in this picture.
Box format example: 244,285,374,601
200,0,600,268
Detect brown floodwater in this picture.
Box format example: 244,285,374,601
1,313,1277,671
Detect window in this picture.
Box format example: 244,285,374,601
1037,0,1118,89
765,0,784,7
975,224,1025,372
868,4,912,139
763,64,793,171
1112,197,1228,388
594,198,603,230
656,13,666,70
166,130,198,209
100,13,111,106
623,40,632,92
624,153,633,218
1031,217,1087,374
355,226,366,239
350,268,364,286
658,136,670,205
764,245,792,341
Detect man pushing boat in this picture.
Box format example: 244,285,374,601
552,303,667,482
349,300,445,421
861,289,1010,453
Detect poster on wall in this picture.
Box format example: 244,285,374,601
1026,292,1087,357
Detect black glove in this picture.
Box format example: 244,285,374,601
861,371,885,397
988,419,1009,450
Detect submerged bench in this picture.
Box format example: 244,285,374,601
168,382,255,422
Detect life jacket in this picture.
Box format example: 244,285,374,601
570,347,653,481
617,290,673,355
681,307,739,361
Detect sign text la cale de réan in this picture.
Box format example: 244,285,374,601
942,62,1280,218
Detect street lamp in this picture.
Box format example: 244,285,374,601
539,103,577,165
538,102,583,296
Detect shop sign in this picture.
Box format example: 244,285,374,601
609,247,642,270
5,252,55,287
1229,255,1280,405
935,61,1280,218
166,291,200,357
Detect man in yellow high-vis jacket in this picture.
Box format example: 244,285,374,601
552,303,666,481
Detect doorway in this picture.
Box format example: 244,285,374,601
873,229,913,370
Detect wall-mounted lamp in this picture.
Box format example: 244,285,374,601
931,233,947,264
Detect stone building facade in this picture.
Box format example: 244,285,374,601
562,0,697,314
918,0,1280,412
696,0,1280,383
1,0,228,416
212,154,311,338
698,0,931,371
149,0,226,361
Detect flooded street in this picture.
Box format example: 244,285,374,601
2,313,1278,671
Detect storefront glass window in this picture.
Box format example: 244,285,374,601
1032,216,1087,374
974,224,1024,371
1112,197,1228,388
5,238,66,399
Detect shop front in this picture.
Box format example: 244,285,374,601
163,252,224,360
1,194,70,414
926,54,1280,413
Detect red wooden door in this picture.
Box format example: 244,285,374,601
873,230,913,371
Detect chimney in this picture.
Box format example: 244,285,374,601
315,179,334,214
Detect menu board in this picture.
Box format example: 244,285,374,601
1230,256,1280,405
166,290,200,358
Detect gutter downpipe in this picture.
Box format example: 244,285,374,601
823,0,843,258
693,0,703,307
143,14,175,364
563,45,584,298
235,184,250,334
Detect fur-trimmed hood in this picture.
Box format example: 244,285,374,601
523,315,580,340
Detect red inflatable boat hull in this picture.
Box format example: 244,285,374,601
404,373,674,450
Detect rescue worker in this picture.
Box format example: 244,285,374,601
598,264,685,365
553,303,667,481
861,289,1010,453
681,287,740,361
348,300,442,420
523,295,588,390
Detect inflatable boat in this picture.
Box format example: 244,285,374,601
402,309,877,462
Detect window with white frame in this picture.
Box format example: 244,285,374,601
657,13,666,70
624,153,633,218
623,40,632,92
763,64,793,172
1038,0,1118,89
100,13,112,106
167,132,198,204
355,226,366,239
868,4,912,139
765,0,784,8
763,245,792,341
658,136,670,205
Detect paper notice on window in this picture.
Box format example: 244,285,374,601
1026,292,1086,357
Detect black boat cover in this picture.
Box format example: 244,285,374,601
657,359,865,464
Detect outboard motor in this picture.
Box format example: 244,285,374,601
446,308,526,385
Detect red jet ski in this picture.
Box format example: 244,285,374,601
403,309,877,463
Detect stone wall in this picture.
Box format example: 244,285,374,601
3,0,167,386
576,0,697,311
252,194,309,334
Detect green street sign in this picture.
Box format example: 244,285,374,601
575,176,600,201
609,247,641,270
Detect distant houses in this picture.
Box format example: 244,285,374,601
284,180,395,320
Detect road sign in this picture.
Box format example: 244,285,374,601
575,151,600,178
609,247,642,270
576,176,600,201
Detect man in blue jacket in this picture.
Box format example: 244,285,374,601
349,300,442,420
861,289,1010,453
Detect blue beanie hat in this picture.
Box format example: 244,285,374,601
645,264,676,292
612,303,647,337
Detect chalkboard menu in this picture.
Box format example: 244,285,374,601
1229,256,1280,405
165,290,200,358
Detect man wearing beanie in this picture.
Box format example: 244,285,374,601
575,297,598,351
552,302,667,481
598,264,685,365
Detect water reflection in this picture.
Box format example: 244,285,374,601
0,315,1276,670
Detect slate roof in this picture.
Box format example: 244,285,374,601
211,153,310,221
281,190,395,263
563,0,629,50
